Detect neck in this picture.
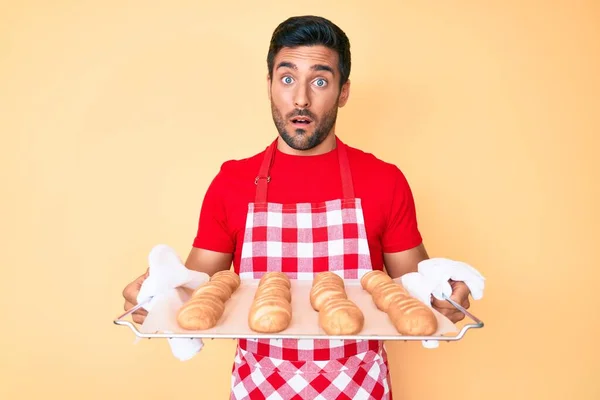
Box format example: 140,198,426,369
277,130,338,156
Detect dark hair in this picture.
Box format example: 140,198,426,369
267,16,351,88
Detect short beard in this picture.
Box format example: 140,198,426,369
271,101,339,151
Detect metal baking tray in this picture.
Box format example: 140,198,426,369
114,279,484,342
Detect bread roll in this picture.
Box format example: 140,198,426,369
313,271,344,287
187,294,226,316
360,270,393,293
248,295,292,333
248,272,293,333
360,273,437,336
371,281,409,312
176,271,241,330
310,272,364,335
255,272,292,301
387,296,438,336
318,298,364,335
176,294,225,330
310,282,347,311
255,283,292,302
259,272,291,288
192,280,232,302
211,270,241,291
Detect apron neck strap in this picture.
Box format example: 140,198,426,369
254,139,277,204
336,138,355,200
254,136,355,204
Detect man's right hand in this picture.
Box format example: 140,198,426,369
121,248,233,324
122,269,149,324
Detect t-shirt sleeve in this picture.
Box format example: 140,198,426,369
382,167,423,253
192,165,235,254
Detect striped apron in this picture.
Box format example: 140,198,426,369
230,137,392,399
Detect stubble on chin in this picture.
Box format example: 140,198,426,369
270,103,337,151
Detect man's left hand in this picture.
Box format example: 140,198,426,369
431,280,470,323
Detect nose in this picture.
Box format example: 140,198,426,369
293,83,310,109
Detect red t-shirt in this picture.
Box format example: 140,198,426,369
192,139,423,273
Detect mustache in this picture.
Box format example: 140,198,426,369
286,108,317,120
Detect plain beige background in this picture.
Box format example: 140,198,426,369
1,1,598,399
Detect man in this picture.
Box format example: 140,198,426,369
122,15,471,399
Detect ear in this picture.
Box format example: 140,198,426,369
267,73,272,101
337,79,351,107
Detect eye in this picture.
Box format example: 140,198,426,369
314,78,327,87
282,76,294,84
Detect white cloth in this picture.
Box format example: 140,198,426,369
400,258,485,307
398,257,486,349
135,244,209,361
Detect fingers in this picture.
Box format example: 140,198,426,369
432,305,466,323
124,300,148,324
431,296,469,311
435,281,471,310
445,311,465,323
460,296,470,310
122,272,148,303
436,294,470,310
124,301,148,316
431,296,455,310
450,288,470,310
133,314,146,324
122,272,150,325
431,280,471,323
450,280,471,300
122,282,138,304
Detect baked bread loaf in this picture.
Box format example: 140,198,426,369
313,271,345,287
371,281,409,312
361,274,438,336
191,279,233,302
255,282,292,302
318,298,364,335
310,272,364,335
248,272,292,333
176,271,241,330
362,277,438,336
259,271,291,288
387,295,438,336
210,270,241,291
360,270,393,293
310,281,347,311
176,294,225,330
248,295,292,333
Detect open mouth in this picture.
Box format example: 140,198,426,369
290,117,313,125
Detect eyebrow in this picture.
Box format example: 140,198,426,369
276,61,335,75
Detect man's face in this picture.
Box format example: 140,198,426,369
268,45,350,151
